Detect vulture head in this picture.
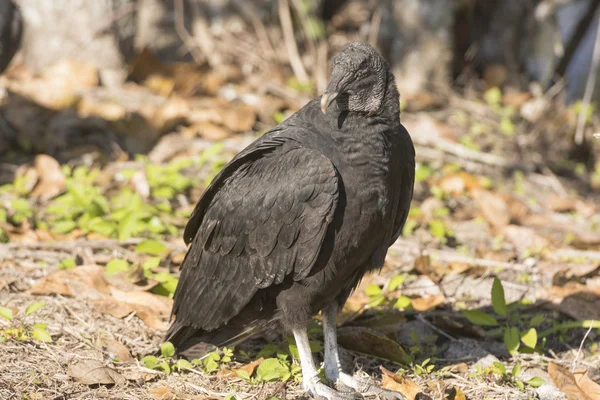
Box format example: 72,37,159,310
320,42,390,115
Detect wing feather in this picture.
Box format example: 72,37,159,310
169,139,339,332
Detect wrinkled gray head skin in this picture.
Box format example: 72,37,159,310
321,42,388,115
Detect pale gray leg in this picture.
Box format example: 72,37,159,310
293,327,361,400
322,303,406,400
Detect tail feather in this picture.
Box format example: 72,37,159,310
165,317,276,360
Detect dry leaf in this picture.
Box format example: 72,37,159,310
220,357,264,379
380,366,426,400
411,293,445,311
109,287,172,317
437,172,481,195
501,225,550,251
148,385,177,400
93,298,135,319
573,369,600,400
99,337,133,361
446,386,466,400
68,360,126,386
337,327,410,364
183,121,232,141
548,362,593,400
29,154,65,201
30,265,110,299
93,297,169,330
446,363,469,374
472,189,510,228
346,313,407,336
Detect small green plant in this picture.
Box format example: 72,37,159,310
487,362,545,390
461,278,540,355
141,342,232,375
0,302,51,343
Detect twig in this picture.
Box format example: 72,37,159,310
173,0,204,65
368,6,382,47
416,314,456,341
553,248,600,262
575,11,600,144
278,0,309,84
571,321,595,373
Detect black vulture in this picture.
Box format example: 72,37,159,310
0,0,21,73
166,42,415,400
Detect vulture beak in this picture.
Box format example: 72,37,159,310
320,92,339,114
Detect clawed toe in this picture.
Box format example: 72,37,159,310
306,378,364,400
336,374,405,400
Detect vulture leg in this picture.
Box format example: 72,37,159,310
322,303,406,400
292,327,361,400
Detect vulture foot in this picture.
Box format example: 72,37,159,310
332,373,405,400
305,375,363,400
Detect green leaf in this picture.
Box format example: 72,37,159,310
504,327,520,355
526,376,545,387
51,220,77,234
59,258,76,270
141,355,159,369
236,369,251,380
25,302,46,316
493,361,506,375
87,218,115,237
0,306,13,321
484,87,502,107
105,259,129,276
256,358,290,382
135,239,168,256
368,294,386,307
491,278,507,317
388,275,406,291
158,361,171,374
256,343,279,359
520,328,537,349
204,358,218,373
530,314,545,327
142,257,161,270
31,323,52,342
515,379,524,391
429,219,447,239
394,296,412,310
511,362,521,378
174,359,193,371
365,284,382,296
415,164,432,182
160,341,176,358
462,310,498,326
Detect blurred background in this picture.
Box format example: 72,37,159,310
1,2,600,399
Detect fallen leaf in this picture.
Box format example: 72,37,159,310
30,265,110,299
29,155,65,201
548,362,593,400
182,121,232,141
411,293,445,311
93,298,135,319
573,369,600,400
68,359,126,386
346,313,407,336
338,327,410,364
446,386,467,400
437,172,481,195
220,357,264,378
380,366,427,400
446,363,469,374
109,287,172,317
148,385,176,400
472,189,510,228
99,337,133,361
501,225,550,251
92,298,169,330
